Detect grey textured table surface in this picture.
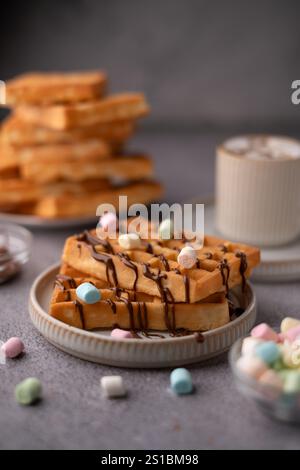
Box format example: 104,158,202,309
1,132,300,450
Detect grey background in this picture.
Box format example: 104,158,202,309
1,1,300,450
1,0,300,131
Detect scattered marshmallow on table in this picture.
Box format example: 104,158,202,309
158,219,174,240
177,246,197,269
100,212,118,232
251,323,278,342
15,377,42,405
101,376,126,398
118,233,141,249
76,282,101,304
1,337,24,358
111,328,134,339
170,368,193,395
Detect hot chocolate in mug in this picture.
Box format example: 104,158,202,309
215,135,300,246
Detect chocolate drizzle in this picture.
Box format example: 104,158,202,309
196,259,201,269
90,248,118,287
219,259,230,295
219,244,228,254
183,275,190,303
55,274,76,290
235,251,247,292
158,254,170,272
77,230,114,254
205,252,213,259
117,253,138,296
106,298,117,314
145,242,154,254
73,300,85,329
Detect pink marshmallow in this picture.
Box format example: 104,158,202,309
100,212,118,232
1,337,24,358
280,325,300,343
111,328,133,339
251,323,278,342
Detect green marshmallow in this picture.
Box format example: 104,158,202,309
158,219,174,240
272,358,285,371
15,377,42,405
283,371,300,395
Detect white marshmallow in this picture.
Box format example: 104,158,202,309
101,376,126,398
177,246,197,269
241,337,263,357
118,233,141,250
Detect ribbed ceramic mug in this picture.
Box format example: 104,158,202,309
215,135,300,247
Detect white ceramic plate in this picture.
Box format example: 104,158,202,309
0,212,97,229
192,197,300,283
28,262,257,368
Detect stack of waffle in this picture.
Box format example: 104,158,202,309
0,71,163,218
50,223,260,336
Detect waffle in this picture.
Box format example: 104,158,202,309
0,115,136,147
34,181,163,218
20,155,154,183
50,267,229,332
15,93,150,130
62,227,260,303
0,139,112,173
4,71,107,105
0,178,111,208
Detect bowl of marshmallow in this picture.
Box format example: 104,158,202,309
230,318,300,423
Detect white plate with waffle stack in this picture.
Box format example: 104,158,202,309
29,262,257,368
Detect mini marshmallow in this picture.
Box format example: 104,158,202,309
255,341,281,365
100,212,118,232
283,370,300,394
118,233,141,250
281,317,300,333
76,282,101,304
258,369,283,392
236,356,267,380
1,337,24,358
15,377,42,405
251,323,278,342
241,337,262,357
101,376,126,398
111,328,134,339
177,246,197,269
280,325,300,343
158,219,174,240
170,368,193,395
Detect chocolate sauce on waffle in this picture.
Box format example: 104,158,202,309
78,230,114,254
219,259,230,295
106,298,117,314
73,300,85,329
117,253,138,296
90,248,118,287
183,275,190,303
55,274,76,290
158,254,170,272
235,251,247,292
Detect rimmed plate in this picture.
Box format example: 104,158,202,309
0,212,97,229
28,262,257,368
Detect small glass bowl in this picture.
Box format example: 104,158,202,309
0,222,32,283
229,339,300,423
